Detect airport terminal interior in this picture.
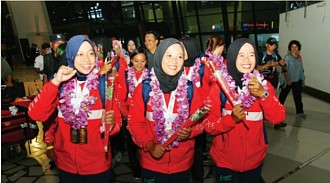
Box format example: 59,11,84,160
1,1,330,183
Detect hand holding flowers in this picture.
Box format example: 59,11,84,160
102,109,115,131
231,103,246,123
247,76,266,98
146,141,166,159
177,127,192,141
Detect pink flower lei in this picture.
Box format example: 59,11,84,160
190,57,201,84
127,67,149,98
218,64,268,109
59,67,99,129
150,68,190,149
204,52,268,109
205,49,224,70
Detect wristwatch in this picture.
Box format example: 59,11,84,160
261,91,269,100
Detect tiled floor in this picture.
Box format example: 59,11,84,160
1,64,330,183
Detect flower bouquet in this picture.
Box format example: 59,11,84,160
162,100,212,148
103,52,118,158
200,57,237,106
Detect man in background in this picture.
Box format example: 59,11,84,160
34,43,51,81
257,37,287,129
43,33,66,84
144,30,160,69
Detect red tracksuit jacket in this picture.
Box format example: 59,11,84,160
204,81,285,172
127,82,204,174
28,80,122,175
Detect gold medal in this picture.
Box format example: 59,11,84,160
70,127,80,144
79,127,87,144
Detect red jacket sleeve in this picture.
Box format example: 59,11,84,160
189,85,206,138
28,81,60,122
259,82,286,124
110,83,123,136
115,70,129,117
204,83,236,136
127,84,155,151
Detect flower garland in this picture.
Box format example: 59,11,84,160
190,57,201,84
218,65,268,109
204,52,268,109
205,49,224,70
150,69,190,149
59,67,99,129
127,67,149,98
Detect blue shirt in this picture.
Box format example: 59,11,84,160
285,53,305,82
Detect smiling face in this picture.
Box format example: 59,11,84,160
132,53,147,72
290,43,299,55
74,41,96,74
161,44,184,76
235,43,256,74
144,33,158,53
127,40,136,53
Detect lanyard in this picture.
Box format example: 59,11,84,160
71,79,89,114
162,89,178,131
134,74,143,87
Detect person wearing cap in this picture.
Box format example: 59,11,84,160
257,37,287,129
28,35,122,183
34,42,51,81
43,33,67,84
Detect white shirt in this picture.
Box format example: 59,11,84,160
34,54,44,80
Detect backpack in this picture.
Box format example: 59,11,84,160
142,78,194,115
261,51,278,64
260,51,279,77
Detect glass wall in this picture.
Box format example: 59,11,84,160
42,1,307,51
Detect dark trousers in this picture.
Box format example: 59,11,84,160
126,128,141,177
58,169,111,183
279,80,304,114
111,119,127,155
141,168,190,183
191,133,204,181
214,165,262,183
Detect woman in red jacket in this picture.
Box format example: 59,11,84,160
204,38,286,183
127,38,204,182
116,47,149,179
28,35,122,183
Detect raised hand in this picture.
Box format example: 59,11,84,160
52,66,76,85
248,76,266,97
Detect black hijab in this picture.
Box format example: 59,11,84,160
180,36,201,67
227,38,258,88
154,38,185,93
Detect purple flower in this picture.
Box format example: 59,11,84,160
149,69,190,149
59,67,100,129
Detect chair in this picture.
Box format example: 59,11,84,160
1,109,38,154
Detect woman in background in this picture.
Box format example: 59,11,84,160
279,40,306,118
116,48,149,180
